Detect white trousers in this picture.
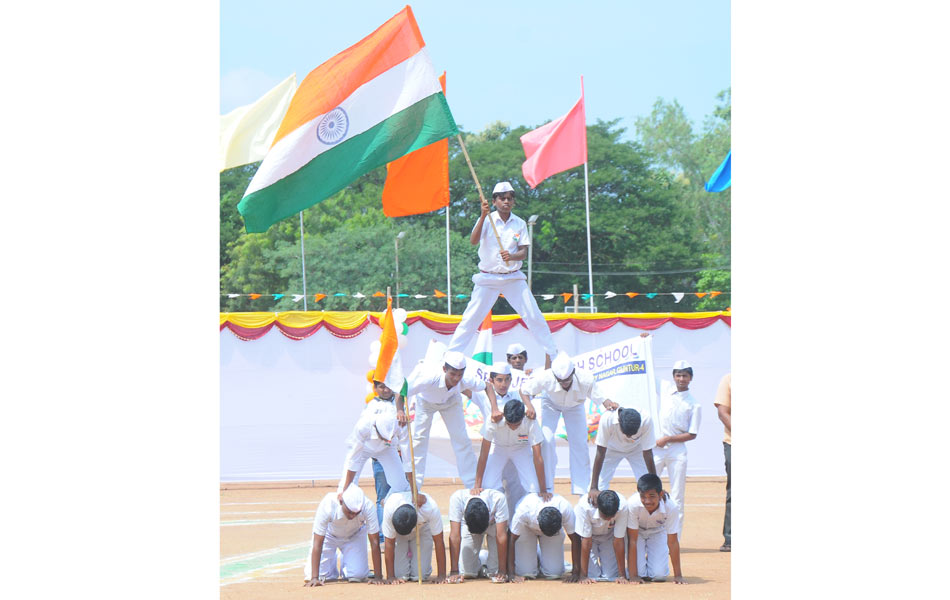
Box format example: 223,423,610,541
473,392,528,517
635,532,669,579
448,272,558,358
598,448,650,491
541,400,590,495
304,529,369,581
587,533,624,580
411,397,477,489
513,528,566,578
483,444,539,495
459,525,499,576
653,448,687,529
393,525,434,581
345,446,410,494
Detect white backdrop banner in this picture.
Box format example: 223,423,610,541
221,317,731,482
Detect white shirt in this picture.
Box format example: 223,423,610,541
521,368,607,410
407,363,486,406
594,409,656,453
574,492,628,539
312,492,380,539
484,414,543,447
657,383,701,456
475,210,530,273
510,493,576,537
381,491,443,539
477,389,523,437
361,396,397,418
342,413,410,471
448,488,509,528
626,495,681,536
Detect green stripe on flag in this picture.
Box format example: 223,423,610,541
239,93,458,233
473,352,492,366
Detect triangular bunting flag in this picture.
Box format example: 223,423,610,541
249,293,262,300
228,293,241,298
541,294,555,300
581,294,591,301
314,293,326,302
695,292,707,298
413,294,427,298
455,294,467,299
626,292,639,298
604,291,617,299
645,293,657,299
710,291,722,297
672,293,685,303
333,293,347,297
561,293,573,303
353,292,366,299
372,291,385,297
292,294,304,302
273,293,284,300
433,289,447,298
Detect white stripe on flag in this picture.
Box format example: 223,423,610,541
246,48,441,196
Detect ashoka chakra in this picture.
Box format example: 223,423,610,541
316,107,349,145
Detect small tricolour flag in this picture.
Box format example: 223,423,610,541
374,297,405,394
238,6,459,233
472,311,493,366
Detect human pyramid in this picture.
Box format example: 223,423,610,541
304,182,702,586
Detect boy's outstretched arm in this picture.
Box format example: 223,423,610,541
588,445,607,504
304,533,325,586
472,438,492,493
432,532,448,583
532,443,550,500
368,533,384,584
626,528,643,584
447,521,462,583
668,533,687,584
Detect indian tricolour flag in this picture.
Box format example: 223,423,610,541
374,297,405,395
472,312,493,366
238,6,459,233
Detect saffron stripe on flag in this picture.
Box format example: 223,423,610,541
240,92,455,232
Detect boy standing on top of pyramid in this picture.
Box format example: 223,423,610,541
447,181,558,365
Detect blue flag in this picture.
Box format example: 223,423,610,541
705,150,731,192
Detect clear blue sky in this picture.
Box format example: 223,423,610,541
221,0,730,136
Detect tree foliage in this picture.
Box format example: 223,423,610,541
220,90,731,314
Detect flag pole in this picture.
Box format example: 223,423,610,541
404,394,424,586
446,204,452,315
299,211,308,311
581,77,594,312
456,134,509,266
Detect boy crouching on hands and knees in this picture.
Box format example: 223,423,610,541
304,485,384,586
574,489,633,584
626,473,687,584
380,490,448,584
446,487,510,583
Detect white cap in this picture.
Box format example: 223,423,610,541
506,343,527,356
375,411,397,441
490,362,511,375
492,181,514,195
672,360,693,371
551,351,575,379
341,485,365,512
443,350,467,370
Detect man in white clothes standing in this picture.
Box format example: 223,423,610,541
653,360,701,529
447,181,558,362
405,350,496,490
521,352,619,496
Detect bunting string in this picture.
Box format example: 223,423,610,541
221,289,729,302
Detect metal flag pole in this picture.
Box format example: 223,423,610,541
581,76,594,312
446,203,452,315
456,134,508,266
299,211,308,311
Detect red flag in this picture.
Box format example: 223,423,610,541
382,72,450,216
520,77,587,188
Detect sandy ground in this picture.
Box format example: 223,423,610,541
221,477,730,599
